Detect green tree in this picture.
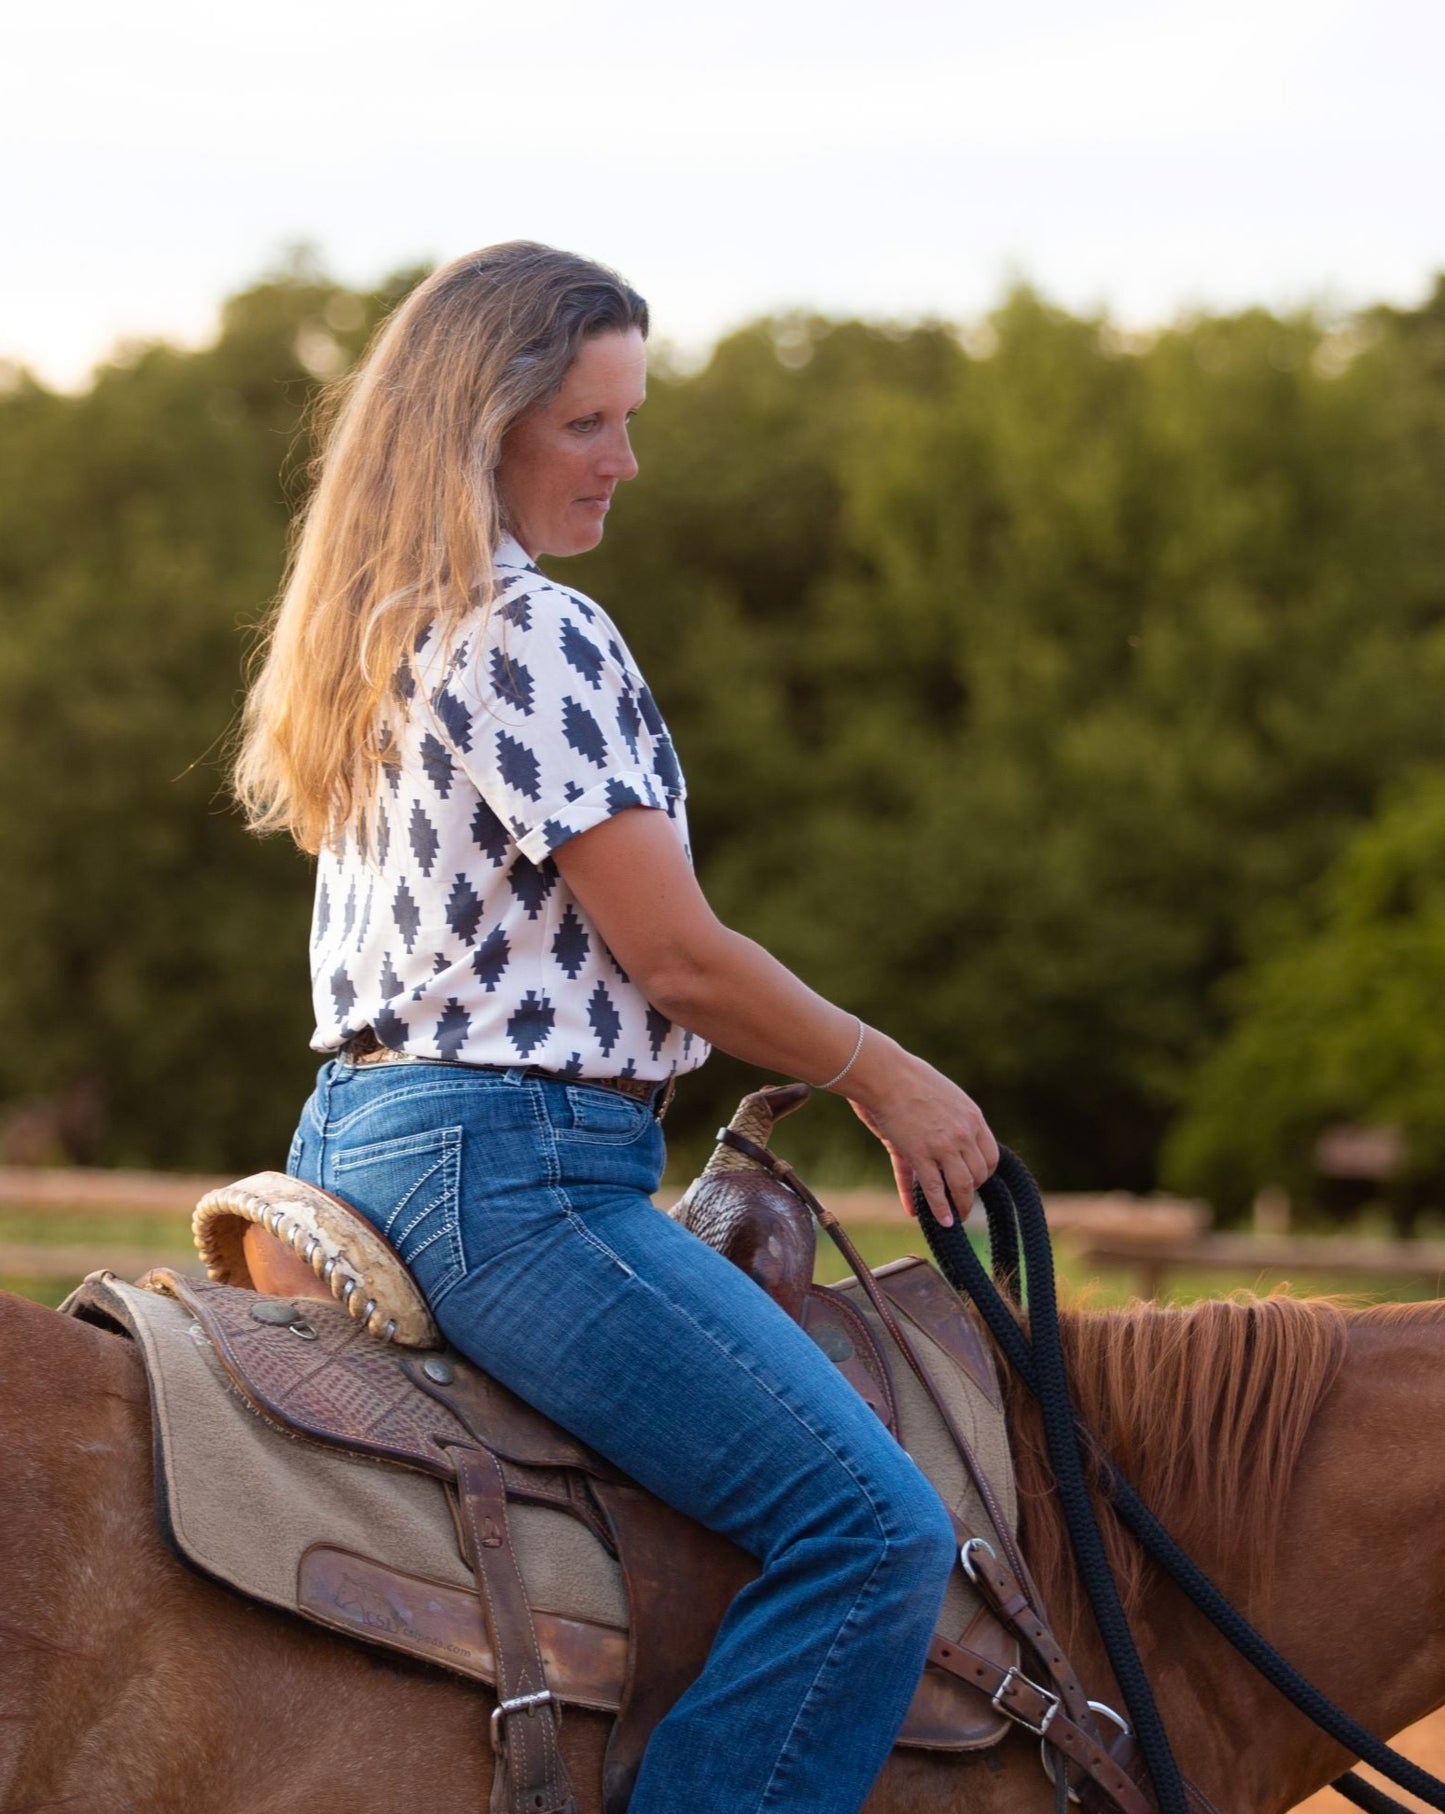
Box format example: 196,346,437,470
1,266,1442,1195
0,263,417,1168
1163,769,1445,1228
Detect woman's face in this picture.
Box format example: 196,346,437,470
498,327,646,559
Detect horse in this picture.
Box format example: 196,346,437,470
1,1279,1442,1814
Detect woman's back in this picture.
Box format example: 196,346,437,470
309,534,704,1079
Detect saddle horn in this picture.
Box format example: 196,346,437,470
670,1084,816,1322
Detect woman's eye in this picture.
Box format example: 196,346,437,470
569,416,600,433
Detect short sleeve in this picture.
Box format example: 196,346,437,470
427,574,684,866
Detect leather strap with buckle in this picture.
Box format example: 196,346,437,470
924,1633,1153,1814
448,1442,577,1814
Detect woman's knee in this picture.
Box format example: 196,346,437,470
884,1472,958,1596
826,1454,957,1610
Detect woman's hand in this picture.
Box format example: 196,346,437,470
842,1034,998,1228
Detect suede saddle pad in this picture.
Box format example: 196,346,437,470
65,1255,1020,1753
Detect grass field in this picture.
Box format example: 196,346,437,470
0,1208,197,1308
6,1205,1442,1312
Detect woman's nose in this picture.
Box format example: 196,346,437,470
598,427,639,483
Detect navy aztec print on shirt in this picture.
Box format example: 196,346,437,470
308,533,710,1082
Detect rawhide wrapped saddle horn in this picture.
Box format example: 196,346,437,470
670,1083,816,1323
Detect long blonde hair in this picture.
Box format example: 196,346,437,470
233,242,648,854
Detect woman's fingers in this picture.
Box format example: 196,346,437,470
976,1121,1001,1177
954,1099,998,1184
915,1172,953,1228
916,1163,969,1229
887,1150,918,1220
914,1130,994,1228
850,1063,999,1223
942,1151,981,1223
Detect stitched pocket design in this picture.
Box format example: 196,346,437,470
332,1125,464,1303
556,1083,653,1145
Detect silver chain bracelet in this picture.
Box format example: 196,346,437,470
813,1015,867,1091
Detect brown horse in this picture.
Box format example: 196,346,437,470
2,1282,1442,1814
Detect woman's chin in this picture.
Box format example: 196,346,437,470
561,522,608,558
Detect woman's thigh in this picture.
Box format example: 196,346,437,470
293,1062,942,1559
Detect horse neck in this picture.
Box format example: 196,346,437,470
1140,1307,1445,1813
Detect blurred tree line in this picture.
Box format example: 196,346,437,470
1,254,1442,1220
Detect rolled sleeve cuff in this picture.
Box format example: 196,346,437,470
514,770,679,865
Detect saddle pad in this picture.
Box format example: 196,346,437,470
66,1274,629,1668
834,1257,1018,1559
66,1262,1019,1751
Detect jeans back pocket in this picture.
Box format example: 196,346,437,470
332,1125,465,1305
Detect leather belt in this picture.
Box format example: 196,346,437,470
340,1031,673,1116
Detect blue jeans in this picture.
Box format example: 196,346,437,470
288,1059,956,1814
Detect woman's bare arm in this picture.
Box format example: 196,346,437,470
554,807,997,1225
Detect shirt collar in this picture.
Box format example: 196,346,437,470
493,532,537,571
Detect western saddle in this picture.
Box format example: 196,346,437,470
153,1084,1155,1814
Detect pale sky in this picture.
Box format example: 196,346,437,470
4,0,1441,389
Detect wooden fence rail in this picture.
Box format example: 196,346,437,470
0,1165,227,1212
0,1166,1213,1283
1070,1233,1445,1300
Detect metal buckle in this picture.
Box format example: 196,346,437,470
991,1664,1061,1737
489,1688,555,1753
959,1536,997,1584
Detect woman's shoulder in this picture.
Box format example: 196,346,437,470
474,547,637,680
405,558,649,764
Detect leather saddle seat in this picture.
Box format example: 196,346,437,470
192,1168,441,1347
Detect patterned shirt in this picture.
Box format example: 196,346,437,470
308,534,710,1081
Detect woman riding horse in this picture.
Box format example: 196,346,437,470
233,241,998,1814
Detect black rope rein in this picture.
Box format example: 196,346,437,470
917,1150,1445,1814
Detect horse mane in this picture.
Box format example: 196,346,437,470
1002,1292,1445,1642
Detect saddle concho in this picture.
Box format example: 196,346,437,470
67,1087,1036,1814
